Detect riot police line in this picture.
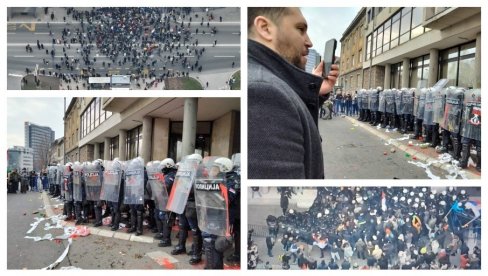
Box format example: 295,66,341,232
355,80,481,172
44,153,241,269
248,187,481,270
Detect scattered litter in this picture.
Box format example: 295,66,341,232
408,141,413,146
27,217,47,234
385,134,410,145
119,251,126,256
408,160,441,180
119,223,126,228
412,156,417,160
59,266,82,270
408,153,468,179
42,238,73,270
25,234,53,242
102,216,112,226
32,211,39,214
419,143,430,149
135,253,143,259
390,148,396,153
69,226,91,238
405,153,411,158
383,152,387,155
352,123,359,127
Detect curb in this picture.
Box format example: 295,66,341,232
41,192,157,244
343,116,479,179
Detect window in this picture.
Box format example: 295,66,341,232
80,98,112,138
109,136,119,160
126,125,143,160
400,8,412,44
390,13,401,48
440,42,476,87
366,34,372,61
409,54,430,88
390,62,403,88
169,122,212,161
411,7,423,38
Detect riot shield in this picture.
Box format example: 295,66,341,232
385,89,395,114
57,164,63,186
147,161,169,211
401,88,414,115
415,88,427,119
461,89,481,141
433,88,447,125
63,165,73,201
369,89,379,112
72,163,83,202
357,90,363,108
100,160,122,203
361,90,369,110
443,87,465,134
423,88,435,125
378,90,386,113
395,89,404,115
84,162,102,201
194,157,230,237
123,158,145,205
231,153,241,173
166,157,201,214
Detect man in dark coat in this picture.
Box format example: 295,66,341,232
248,8,338,179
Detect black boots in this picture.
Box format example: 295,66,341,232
189,229,203,265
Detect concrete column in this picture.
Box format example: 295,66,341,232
181,98,198,158
104,137,110,160
475,32,481,88
402,58,410,88
141,116,153,162
118,130,127,161
152,118,170,160
384,64,391,89
93,143,100,160
428,49,439,87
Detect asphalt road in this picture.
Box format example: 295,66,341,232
320,116,453,179
7,190,240,269
8,22,240,77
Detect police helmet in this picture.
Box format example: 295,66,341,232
161,158,175,168
214,157,233,173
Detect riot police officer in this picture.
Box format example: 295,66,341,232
73,162,88,225
384,89,396,129
63,162,75,220
125,157,146,236
369,88,380,126
439,87,464,157
170,154,204,266
199,157,234,269
460,89,481,171
226,153,241,264
156,158,177,247
413,88,427,139
85,160,104,227
401,88,415,134
394,88,404,129
101,158,124,231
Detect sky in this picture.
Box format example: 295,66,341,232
301,7,362,60
7,98,66,148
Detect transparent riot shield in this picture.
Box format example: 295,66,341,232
147,162,169,211
415,88,427,119
395,89,404,116
444,87,465,134
401,89,414,115
378,90,386,113
123,158,145,205
194,157,230,237
423,88,435,125
84,163,102,201
63,166,73,201
369,89,379,112
461,89,481,141
166,157,200,214
433,88,446,125
57,164,63,186
385,89,395,114
72,163,83,202
361,90,369,110
100,161,122,203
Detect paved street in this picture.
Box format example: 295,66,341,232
7,7,240,90
7,190,240,269
320,115,480,179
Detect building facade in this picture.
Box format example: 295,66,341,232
362,7,481,89
49,137,65,165
24,122,55,171
64,97,240,163
305,49,321,73
64,98,84,163
7,146,34,172
339,8,366,93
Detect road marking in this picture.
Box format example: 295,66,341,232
13,55,34,58
125,68,130,69
232,33,240,35
18,23,36,32
8,32,16,35
35,32,49,35
214,56,235,58
8,73,24,77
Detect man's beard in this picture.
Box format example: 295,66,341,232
276,34,305,70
